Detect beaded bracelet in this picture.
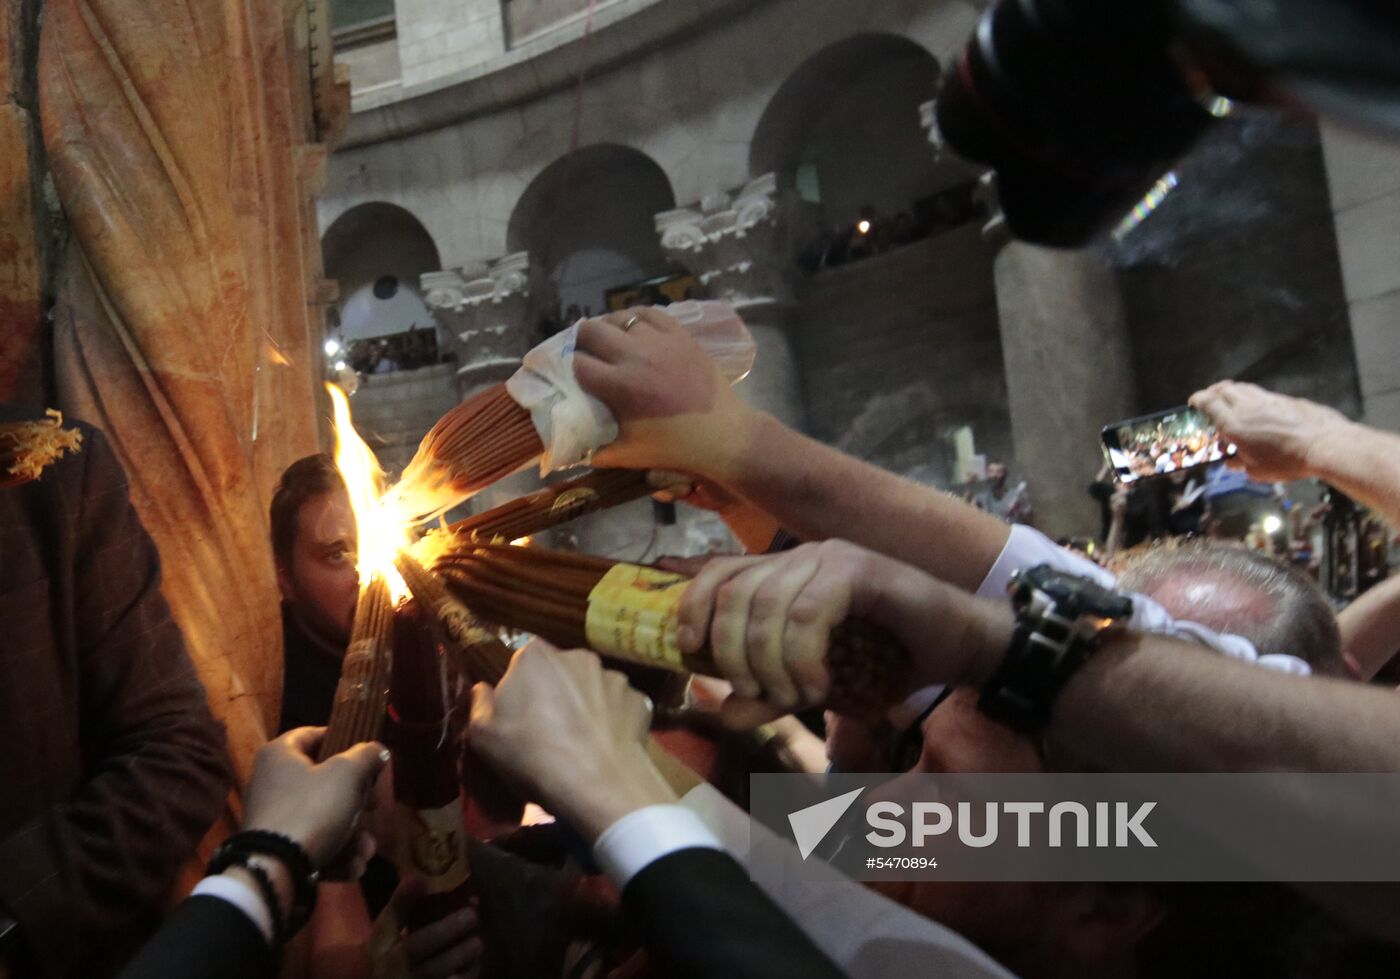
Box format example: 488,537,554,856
207,830,321,945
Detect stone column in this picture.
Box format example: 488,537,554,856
985,204,1137,538
920,93,1138,538
422,251,544,399
1320,122,1400,431
656,173,807,431
422,253,550,518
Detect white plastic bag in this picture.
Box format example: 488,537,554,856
506,301,755,475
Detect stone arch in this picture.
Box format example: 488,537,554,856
507,143,679,314
321,202,442,346
749,33,961,228
836,383,1012,488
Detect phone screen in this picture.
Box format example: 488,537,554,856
1101,407,1236,484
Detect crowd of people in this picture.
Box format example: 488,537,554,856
10,319,1400,979
345,326,444,376
11,10,1400,979
93,317,1400,979
797,183,983,273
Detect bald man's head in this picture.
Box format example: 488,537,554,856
1116,541,1345,677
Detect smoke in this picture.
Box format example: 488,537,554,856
1110,115,1315,268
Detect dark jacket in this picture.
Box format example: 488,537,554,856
623,847,848,979
0,406,230,977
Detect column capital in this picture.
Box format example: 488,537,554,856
421,251,540,313
975,173,1013,252
656,172,803,308
919,98,943,151
421,252,546,394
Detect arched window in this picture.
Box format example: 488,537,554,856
508,144,679,315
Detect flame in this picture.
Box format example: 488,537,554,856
327,383,411,601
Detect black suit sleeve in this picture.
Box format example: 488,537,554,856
621,847,847,979
116,896,274,979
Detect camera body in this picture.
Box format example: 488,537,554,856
935,0,1400,247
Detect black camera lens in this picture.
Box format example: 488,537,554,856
935,0,1218,247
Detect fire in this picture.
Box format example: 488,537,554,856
327,383,411,601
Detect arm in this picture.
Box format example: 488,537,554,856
678,543,1400,938
1191,381,1400,528
468,644,847,979
0,430,229,975
621,848,848,979
647,471,783,554
1103,487,1129,559
119,729,388,979
1337,574,1400,680
575,309,1012,591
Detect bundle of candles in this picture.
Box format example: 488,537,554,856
418,468,654,554
431,543,911,713
388,600,475,923
386,384,542,523
396,551,513,686
318,576,396,760
0,410,83,489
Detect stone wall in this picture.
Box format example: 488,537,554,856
1321,122,1400,431
346,361,461,477
1113,116,1360,418
321,0,984,268
395,0,505,88
796,225,1011,484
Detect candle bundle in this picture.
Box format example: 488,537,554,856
396,551,513,686
388,601,474,924
0,411,83,489
434,468,654,550
318,575,396,760
433,544,911,713
387,384,542,523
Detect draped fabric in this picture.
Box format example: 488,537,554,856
38,0,330,797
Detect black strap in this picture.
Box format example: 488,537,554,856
206,831,320,945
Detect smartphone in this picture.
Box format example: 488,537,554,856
1101,406,1236,484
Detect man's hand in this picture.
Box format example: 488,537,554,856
575,308,759,479
649,470,783,552
468,642,677,843
675,540,1016,717
394,877,484,979
647,470,739,511
242,727,388,873
1191,381,1351,482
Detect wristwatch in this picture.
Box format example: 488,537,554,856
978,564,1134,733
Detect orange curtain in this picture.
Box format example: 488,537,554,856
39,0,333,800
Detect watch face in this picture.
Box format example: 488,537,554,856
1024,566,1134,619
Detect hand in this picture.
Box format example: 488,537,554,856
649,471,783,553
675,540,1015,715
468,642,677,843
1109,487,1129,517
574,308,759,479
395,877,484,979
1190,381,1351,482
646,470,738,511
242,727,388,873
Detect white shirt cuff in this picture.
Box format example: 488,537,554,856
976,525,1311,676
191,874,275,946
592,804,723,890
977,524,1117,598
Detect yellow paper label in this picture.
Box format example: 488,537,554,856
585,564,689,669
393,798,470,894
